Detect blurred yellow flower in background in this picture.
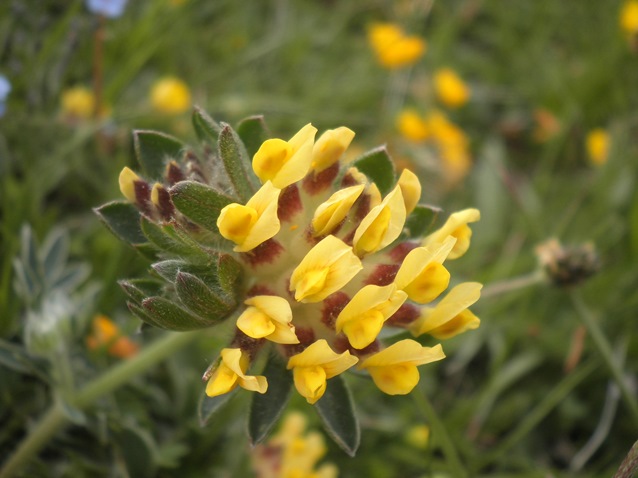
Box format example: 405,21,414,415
61,86,111,121
150,77,192,114
620,0,638,36
368,23,426,69
397,109,430,142
434,68,470,108
86,315,139,359
586,128,609,166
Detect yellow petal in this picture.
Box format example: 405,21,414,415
118,167,140,203
411,282,482,337
207,348,268,396
236,307,276,338
216,204,257,244
253,124,317,188
290,236,362,303
360,340,445,368
205,362,238,397
287,339,358,379
353,186,406,255
434,68,470,108
293,365,327,404
311,184,364,236
367,363,420,395
402,262,450,304
238,374,268,394
245,295,293,325
422,208,480,259
268,320,300,344
341,309,386,349
586,128,609,166
397,169,422,214
397,109,430,142
312,126,356,172
427,309,480,340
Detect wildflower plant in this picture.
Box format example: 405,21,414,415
96,108,482,455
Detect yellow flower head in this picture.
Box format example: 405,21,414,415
217,181,281,252
422,208,480,259
434,68,470,108
394,236,456,303
336,284,407,349
312,126,356,173
368,23,426,69
236,295,299,344
359,340,445,395
621,0,638,35
410,282,482,339
150,77,192,115
287,340,358,404
586,128,610,166
353,185,407,256
397,109,430,142
253,123,317,188
206,348,268,397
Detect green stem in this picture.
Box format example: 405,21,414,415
413,387,468,478
474,359,598,471
0,330,199,478
570,291,638,426
480,270,546,299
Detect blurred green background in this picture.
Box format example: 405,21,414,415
1,0,638,476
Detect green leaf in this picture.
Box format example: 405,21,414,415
237,115,269,159
94,201,147,246
175,272,236,322
141,297,212,330
41,228,69,285
170,181,234,233
218,123,258,202
314,374,360,456
198,389,237,426
192,106,222,145
151,258,225,286
112,424,157,478
133,130,184,179
403,204,442,239
119,279,163,305
248,354,293,445
217,253,243,296
0,339,49,381
127,301,164,329
352,146,396,196
140,219,207,258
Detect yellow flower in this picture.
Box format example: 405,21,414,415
353,185,406,256
586,128,609,166
312,126,355,172
206,348,268,397
311,184,365,236
410,282,482,339
359,340,445,395
368,23,426,69
61,86,95,120
405,425,430,449
422,208,480,259
86,315,139,359
336,283,407,349
118,167,141,203
434,68,470,108
394,236,456,303
253,123,317,188
621,0,638,35
287,340,358,404
397,109,430,142
150,77,192,115
236,296,299,344
217,181,281,252
397,168,421,214
290,235,362,303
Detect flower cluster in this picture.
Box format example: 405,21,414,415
108,113,481,431
367,23,426,69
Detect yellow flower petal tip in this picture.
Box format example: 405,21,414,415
253,123,317,188
354,186,406,256
397,168,422,214
150,77,192,115
312,126,356,172
359,340,445,394
217,181,281,252
410,282,482,338
287,340,358,404
118,167,141,203
206,348,268,397
290,235,362,303
311,184,365,236
422,208,480,259
236,296,299,344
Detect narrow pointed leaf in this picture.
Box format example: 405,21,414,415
403,204,442,239
175,272,236,322
192,106,222,145
198,388,237,426
133,130,184,179
140,219,206,258
314,374,360,456
41,228,69,285
119,279,163,305
151,258,225,287
0,339,49,380
218,124,258,202
94,201,147,246
237,115,269,159
352,146,396,196
248,354,293,445
128,301,165,329
170,181,234,233
141,296,212,330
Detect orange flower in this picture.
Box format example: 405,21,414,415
86,315,139,358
